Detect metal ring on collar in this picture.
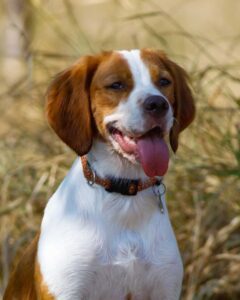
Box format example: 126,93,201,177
159,182,166,196
87,162,96,186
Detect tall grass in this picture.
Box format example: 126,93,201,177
0,0,239,299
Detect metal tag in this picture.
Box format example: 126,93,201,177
153,182,166,214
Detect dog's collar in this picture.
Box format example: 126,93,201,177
81,156,161,196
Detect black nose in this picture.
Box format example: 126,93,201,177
143,95,169,117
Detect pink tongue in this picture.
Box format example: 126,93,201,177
136,135,169,177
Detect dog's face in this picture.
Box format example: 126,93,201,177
47,49,195,177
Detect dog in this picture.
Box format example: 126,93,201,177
4,49,195,300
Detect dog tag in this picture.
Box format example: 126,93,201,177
158,194,164,214
153,183,166,214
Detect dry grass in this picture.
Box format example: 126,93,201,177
0,0,240,299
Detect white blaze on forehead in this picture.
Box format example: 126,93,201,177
118,49,158,92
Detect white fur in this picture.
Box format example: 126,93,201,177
38,50,183,300
38,157,183,300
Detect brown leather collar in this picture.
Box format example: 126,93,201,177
81,156,161,196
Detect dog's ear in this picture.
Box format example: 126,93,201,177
166,60,195,152
46,56,99,156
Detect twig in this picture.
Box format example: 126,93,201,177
0,198,23,217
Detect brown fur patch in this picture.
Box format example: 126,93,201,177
46,51,134,153
90,52,133,138
35,263,55,300
3,236,39,300
3,235,55,300
141,49,195,152
46,54,103,156
141,49,175,105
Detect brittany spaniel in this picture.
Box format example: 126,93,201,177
4,49,195,300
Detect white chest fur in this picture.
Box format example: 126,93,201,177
38,158,183,300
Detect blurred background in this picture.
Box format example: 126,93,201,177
0,0,240,299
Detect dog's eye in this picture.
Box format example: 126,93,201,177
159,78,171,87
106,82,125,90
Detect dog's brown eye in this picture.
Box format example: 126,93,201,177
106,82,125,90
159,78,171,87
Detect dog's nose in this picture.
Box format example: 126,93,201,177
143,96,169,117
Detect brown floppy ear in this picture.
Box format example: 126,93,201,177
46,56,99,156
167,60,195,152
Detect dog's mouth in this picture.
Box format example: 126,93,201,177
107,124,169,177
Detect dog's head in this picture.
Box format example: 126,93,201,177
47,49,195,177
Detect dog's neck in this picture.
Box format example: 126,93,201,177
87,139,153,181
81,139,166,228
42,139,167,231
